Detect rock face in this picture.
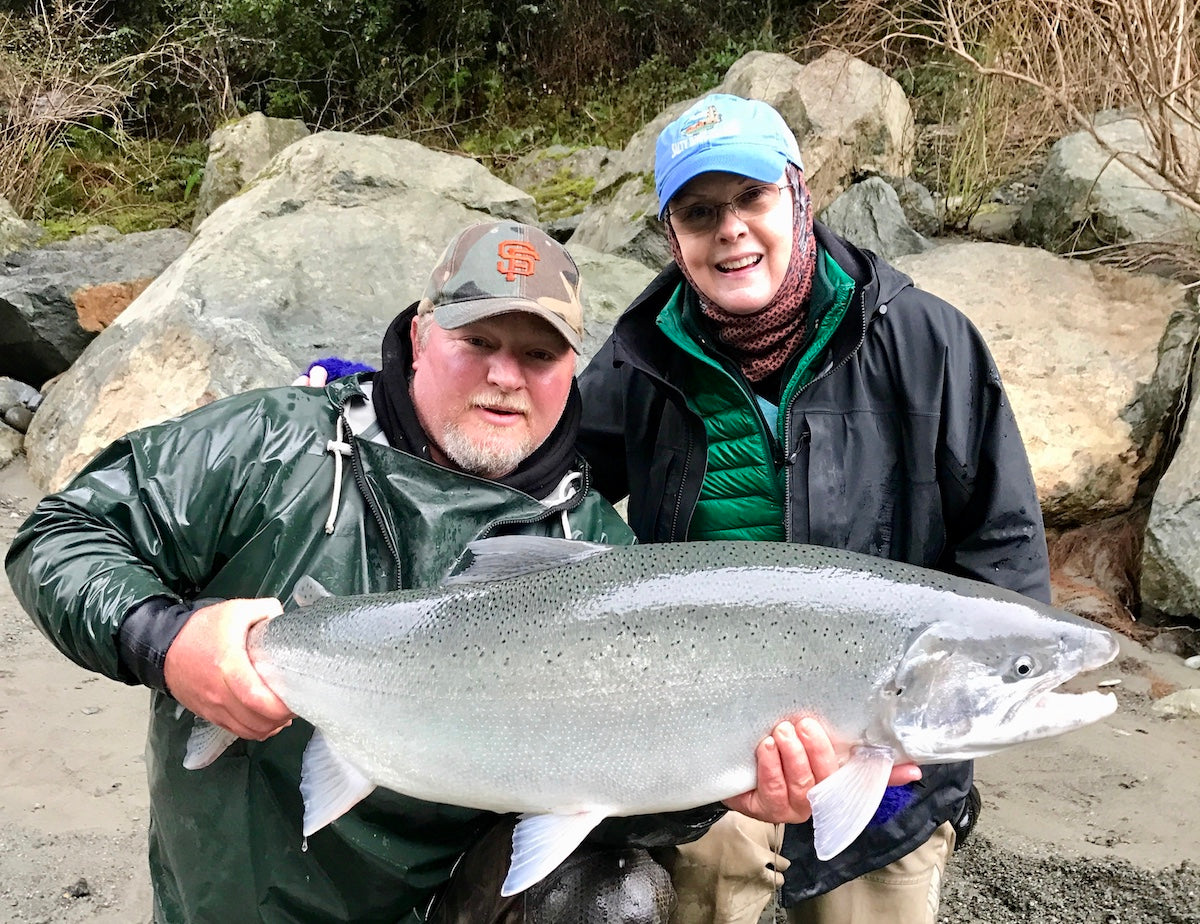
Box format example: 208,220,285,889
0,229,192,386
1017,113,1200,255
892,242,1193,526
0,197,42,256
23,132,656,492
191,112,311,231
819,177,934,261
1142,355,1200,619
571,49,913,268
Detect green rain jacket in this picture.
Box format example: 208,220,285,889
5,374,695,923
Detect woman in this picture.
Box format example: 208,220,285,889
577,94,1051,924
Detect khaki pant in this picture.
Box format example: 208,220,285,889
662,815,956,924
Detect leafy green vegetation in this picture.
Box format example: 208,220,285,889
34,126,206,239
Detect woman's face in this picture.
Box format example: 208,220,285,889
668,171,794,316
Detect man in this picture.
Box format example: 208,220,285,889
8,220,770,923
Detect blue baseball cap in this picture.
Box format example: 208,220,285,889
655,94,804,218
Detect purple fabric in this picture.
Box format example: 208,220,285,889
870,784,919,826
307,356,376,380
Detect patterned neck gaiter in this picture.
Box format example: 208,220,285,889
668,163,818,382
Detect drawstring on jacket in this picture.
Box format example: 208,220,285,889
541,471,582,538
325,413,352,534
324,400,584,539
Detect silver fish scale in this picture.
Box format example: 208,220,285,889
250,541,1100,815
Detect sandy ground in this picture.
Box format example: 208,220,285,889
1,455,1198,924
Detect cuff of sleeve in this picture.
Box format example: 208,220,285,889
116,597,196,693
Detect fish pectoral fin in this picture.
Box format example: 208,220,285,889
299,730,376,836
808,745,895,861
501,809,609,897
445,536,616,586
183,717,240,770
292,575,334,608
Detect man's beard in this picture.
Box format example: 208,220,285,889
439,419,535,479
426,389,537,479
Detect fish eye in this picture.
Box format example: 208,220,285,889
1012,655,1036,677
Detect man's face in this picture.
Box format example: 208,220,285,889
409,312,576,478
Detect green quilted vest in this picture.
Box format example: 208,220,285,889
656,251,855,541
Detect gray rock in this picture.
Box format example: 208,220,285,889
0,419,21,467
3,405,34,433
0,376,41,412
893,242,1193,525
1017,113,1200,256
505,145,613,222
967,203,1022,242
0,196,42,256
1142,331,1200,619
23,132,653,492
0,228,191,385
572,49,913,268
819,177,934,260
880,175,940,236
192,112,310,232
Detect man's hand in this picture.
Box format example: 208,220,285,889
163,598,295,740
723,717,922,823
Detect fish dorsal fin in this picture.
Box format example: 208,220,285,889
183,716,240,770
808,745,895,861
501,810,609,896
444,536,616,586
299,730,376,836
292,575,334,608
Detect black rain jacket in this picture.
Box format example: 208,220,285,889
577,223,1052,902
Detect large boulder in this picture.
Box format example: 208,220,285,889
1017,113,1200,257
819,177,934,261
0,228,192,386
892,242,1194,526
191,112,311,231
571,49,913,268
751,49,913,211
1142,352,1200,619
503,144,615,239
23,132,652,492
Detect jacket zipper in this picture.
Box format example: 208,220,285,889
667,426,699,541
475,464,594,540
781,289,871,543
334,395,405,591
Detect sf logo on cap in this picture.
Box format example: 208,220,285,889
497,240,540,282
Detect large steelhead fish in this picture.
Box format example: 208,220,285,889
184,536,1118,896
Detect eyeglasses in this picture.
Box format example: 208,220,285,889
665,183,790,235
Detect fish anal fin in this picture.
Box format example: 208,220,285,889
445,536,615,586
501,809,609,896
808,745,895,861
183,717,239,770
299,730,375,836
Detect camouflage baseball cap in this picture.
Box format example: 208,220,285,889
418,221,584,352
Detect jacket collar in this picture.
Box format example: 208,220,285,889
610,222,915,385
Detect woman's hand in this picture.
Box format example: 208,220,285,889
723,718,922,824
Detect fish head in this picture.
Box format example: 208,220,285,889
880,600,1119,762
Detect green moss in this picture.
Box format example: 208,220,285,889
35,130,204,235
530,167,597,220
